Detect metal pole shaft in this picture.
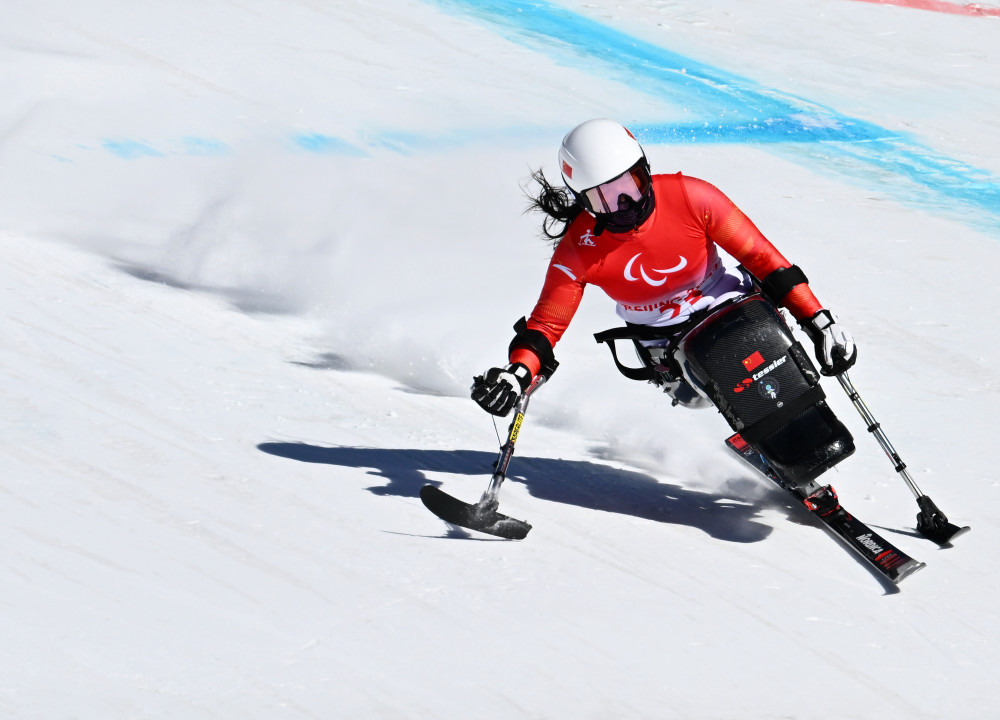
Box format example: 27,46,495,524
482,375,546,504
836,371,925,500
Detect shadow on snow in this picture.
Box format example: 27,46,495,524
258,442,787,543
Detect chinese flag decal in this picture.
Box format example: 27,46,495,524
743,351,765,372
562,160,573,178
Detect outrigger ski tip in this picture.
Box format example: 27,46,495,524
917,495,971,546
420,375,547,541
420,485,532,540
836,371,970,546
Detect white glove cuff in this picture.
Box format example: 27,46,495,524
505,363,533,392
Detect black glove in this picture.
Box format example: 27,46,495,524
471,363,532,416
800,309,857,376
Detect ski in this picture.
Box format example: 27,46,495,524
726,432,925,585
420,485,531,540
420,375,546,540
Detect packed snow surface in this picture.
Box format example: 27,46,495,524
2,0,998,717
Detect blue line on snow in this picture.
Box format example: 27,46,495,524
292,133,368,156
180,137,230,156
429,0,1000,227
101,137,231,159
102,139,165,159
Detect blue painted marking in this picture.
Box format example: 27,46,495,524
292,133,367,156
101,137,230,158
430,0,1000,226
431,0,844,126
630,116,894,146
102,139,164,159
366,130,464,155
181,137,230,156
368,125,545,154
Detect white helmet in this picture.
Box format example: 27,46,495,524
557,119,654,232
558,118,646,194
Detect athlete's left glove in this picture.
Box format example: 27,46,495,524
801,309,857,376
471,363,533,417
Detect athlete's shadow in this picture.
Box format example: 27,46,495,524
258,442,776,543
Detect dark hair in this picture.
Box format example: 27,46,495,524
523,168,584,246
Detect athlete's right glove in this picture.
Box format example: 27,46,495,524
800,309,857,376
471,363,532,417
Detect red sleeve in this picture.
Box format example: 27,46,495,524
681,177,822,321
509,240,586,376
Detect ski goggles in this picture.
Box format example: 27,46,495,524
582,163,652,214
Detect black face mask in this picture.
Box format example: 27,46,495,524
594,189,655,235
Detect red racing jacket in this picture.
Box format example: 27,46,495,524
510,173,822,376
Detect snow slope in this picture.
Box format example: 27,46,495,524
2,0,998,717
